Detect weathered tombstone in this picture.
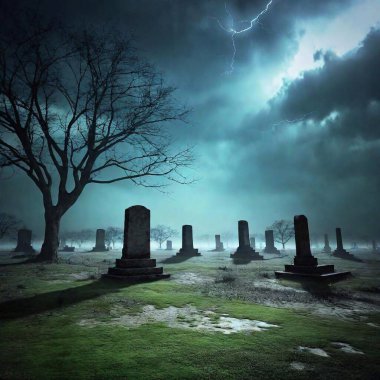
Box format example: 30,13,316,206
61,245,75,252
372,240,379,253
250,237,256,250
263,230,280,254
230,221,263,260
176,225,201,256
92,229,108,252
103,205,170,281
275,215,350,281
332,228,359,260
166,240,173,250
211,234,225,252
14,229,35,253
321,234,331,253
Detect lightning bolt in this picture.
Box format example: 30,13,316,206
215,0,274,74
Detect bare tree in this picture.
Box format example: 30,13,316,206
150,225,178,249
105,226,123,249
0,16,192,261
0,212,22,240
269,220,294,250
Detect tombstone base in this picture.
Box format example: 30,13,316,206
92,245,108,252
263,246,281,254
210,248,225,252
230,247,263,260
60,246,75,252
333,250,361,262
321,246,332,254
14,245,35,253
275,269,351,282
176,248,201,257
103,258,170,282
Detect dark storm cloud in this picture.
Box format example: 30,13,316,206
227,27,380,236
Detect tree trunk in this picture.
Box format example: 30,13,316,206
37,208,61,262
282,243,285,249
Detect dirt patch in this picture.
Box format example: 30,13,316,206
331,342,364,354
172,272,213,285
290,362,309,371
78,304,279,334
298,346,330,357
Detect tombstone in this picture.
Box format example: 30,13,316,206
92,229,108,252
230,221,263,260
166,240,173,250
176,225,201,257
250,237,256,250
14,229,35,253
321,234,331,253
210,234,225,252
332,228,359,260
275,215,350,281
61,245,75,252
103,205,170,281
262,230,280,254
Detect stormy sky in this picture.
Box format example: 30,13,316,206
1,0,379,243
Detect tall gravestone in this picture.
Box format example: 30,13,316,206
103,206,170,281
332,228,358,260
176,225,201,256
321,234,332,253
275,215,350,281
92,229,107,252
166,240,173,250
372,240,378,254
263,230,280,254
230,221,263,260
14,229,35,253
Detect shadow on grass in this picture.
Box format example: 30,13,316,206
159,255,193,264
0,279,131,321
263,255,289,261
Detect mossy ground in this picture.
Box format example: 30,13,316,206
0,249,379,379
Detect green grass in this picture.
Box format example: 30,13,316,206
0,249,379,379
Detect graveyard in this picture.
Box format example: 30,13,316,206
1,1,380,379
0,209,380,379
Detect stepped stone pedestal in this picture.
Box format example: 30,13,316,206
92,229,108,252
14,229,35,253
263,230,280,254
230,221,263,260
103,206,170,282
176,225,201,257
275,215,351,282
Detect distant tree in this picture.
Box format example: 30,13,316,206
105,226,123,249
270,220,294,249
0,13,192,262
199,234,212,248
151,225,178,249
60,228,93,247
0,212,22,240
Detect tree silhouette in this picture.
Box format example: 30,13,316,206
269,220,294,249
0,16,192,261
151,225,178,249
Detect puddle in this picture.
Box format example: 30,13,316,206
298,346,329,357
331,342,364,354
78,304,279,334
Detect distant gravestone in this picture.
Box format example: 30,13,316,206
166,240,173,250
250,237,256,250
14,229,35,253
211,234,225,252
321,234,332,253
263,230,280,254
103,205,170,281
176,225,201,257
92,229,107,252
275,215,350,281
230,221,263,261
332,228,359,261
